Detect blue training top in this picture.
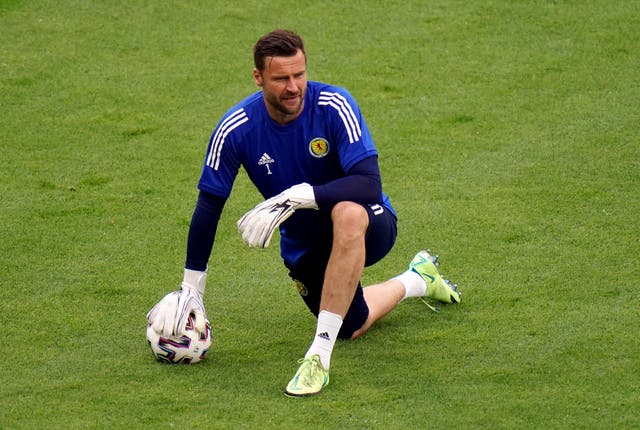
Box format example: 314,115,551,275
198,81,395,265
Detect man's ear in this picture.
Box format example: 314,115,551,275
253,68,263,87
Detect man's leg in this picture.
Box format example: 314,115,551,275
319,201,369,317
354,250,462,337
301,202,369,367
284,205,460,396
284,202,369,397
351,278,405,338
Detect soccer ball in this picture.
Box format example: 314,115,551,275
146,313,212,364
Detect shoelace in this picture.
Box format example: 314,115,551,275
419,297,441,313
297,357,323,385
419,280,461,312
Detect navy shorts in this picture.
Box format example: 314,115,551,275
285,203,397,339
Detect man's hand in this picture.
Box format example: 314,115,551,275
146,269,208,337
237,183,317,248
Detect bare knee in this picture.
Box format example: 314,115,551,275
331,202,369,243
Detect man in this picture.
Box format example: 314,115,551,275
147,29,460,397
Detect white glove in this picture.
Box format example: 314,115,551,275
146,269,209,337
237,183,317,248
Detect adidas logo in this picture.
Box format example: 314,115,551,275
258,153,275,175
258,153,274,165
317,332,331,341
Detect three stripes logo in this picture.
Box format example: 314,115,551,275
317,332,331,341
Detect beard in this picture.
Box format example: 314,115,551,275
265,90,305,118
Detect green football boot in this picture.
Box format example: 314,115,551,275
284,355,329,397
409,250,461,304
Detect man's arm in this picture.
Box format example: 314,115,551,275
236,156,384,249
185,190,227,271
146,190,226,337
312,156,382,209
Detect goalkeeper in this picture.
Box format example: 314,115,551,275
147,29,460,397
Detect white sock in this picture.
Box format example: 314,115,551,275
394,270,427,301
305,310,343,369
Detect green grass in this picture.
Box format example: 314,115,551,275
2,0,639,429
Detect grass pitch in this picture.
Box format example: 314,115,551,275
1,1,639,429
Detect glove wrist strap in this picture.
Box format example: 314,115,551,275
182,268,207,295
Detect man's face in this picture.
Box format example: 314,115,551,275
253,49,307,125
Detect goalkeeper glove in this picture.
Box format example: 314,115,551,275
237,183,317,248
146,269,209,337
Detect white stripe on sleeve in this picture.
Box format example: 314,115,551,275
205,108,249,170
318,91,362,143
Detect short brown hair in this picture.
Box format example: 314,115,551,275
253,29,306,72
